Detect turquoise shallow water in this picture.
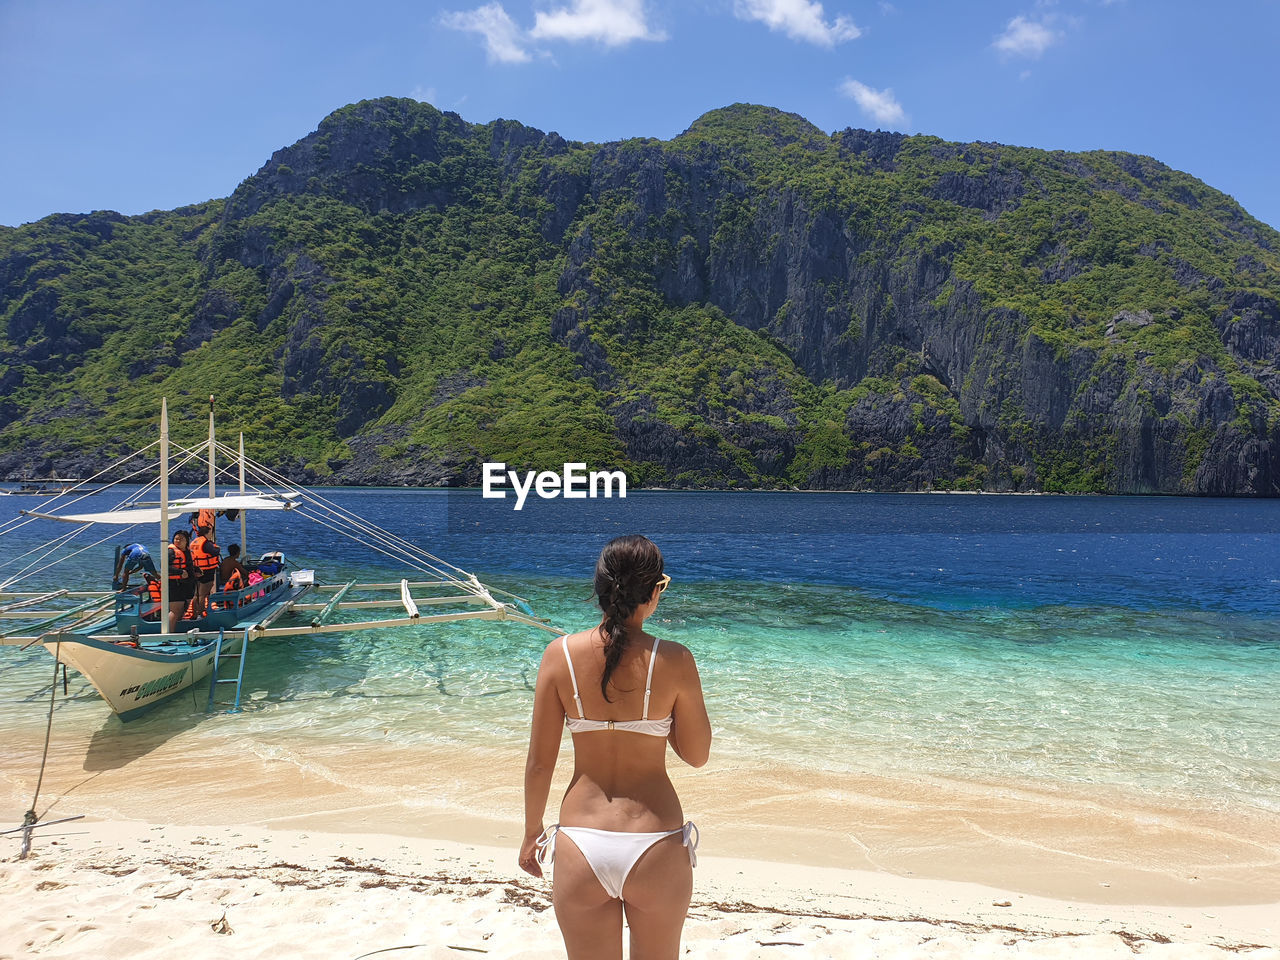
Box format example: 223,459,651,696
1,490,1278,814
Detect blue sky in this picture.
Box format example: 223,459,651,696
2,0,1277,229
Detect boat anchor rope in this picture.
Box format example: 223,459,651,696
2,634,84,859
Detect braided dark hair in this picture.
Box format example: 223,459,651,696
594,534,665,701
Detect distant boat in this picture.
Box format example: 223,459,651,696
0,397,557,720
3,478,88,496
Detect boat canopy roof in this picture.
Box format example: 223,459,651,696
21,493,300,525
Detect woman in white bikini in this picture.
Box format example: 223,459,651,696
520,535,712,959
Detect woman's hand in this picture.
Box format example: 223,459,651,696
518,829,543,878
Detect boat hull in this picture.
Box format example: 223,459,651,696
47,632,232,721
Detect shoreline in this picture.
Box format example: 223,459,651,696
290,484,1169,497
3,818,1276,959
8,478,1238,498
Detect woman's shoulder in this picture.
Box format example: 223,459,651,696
540,629,588,661
653,635,697,670
555,628,598,647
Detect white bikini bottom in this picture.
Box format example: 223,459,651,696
534,822,699,900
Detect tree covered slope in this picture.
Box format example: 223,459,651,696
2,98,1278,493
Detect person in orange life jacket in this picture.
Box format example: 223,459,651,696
188,508,218,540
142,574,163,621
218,543,248,592
113,543,157,590
189,525,221,618
167,530,196,632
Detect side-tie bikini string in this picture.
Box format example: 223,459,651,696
534,822,699,869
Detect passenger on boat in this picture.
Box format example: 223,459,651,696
520,535,711,959
218,544,248,599
188,507,219,539
190,525,221,618
142,574,163,621
167,530,196,632
113,542,157,590
219,543,247,581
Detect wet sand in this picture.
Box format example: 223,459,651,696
3,720,1278,916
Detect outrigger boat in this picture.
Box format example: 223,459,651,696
0,398,556,720
1,478,89,496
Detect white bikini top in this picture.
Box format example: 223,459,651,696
561,635,674,737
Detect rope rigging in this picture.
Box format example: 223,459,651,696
0,636,84,859
0,442,210,591
211,438,478,584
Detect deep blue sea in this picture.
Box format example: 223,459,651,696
2,489,1278,814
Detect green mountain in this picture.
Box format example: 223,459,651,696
3,98,1279,493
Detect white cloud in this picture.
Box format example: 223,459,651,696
530,0,664,46
992,15,1060,58
410,85,438,103
440,3,532,63
839,78,906,127
734,0,861,48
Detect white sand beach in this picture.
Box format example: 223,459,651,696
3,818,1277,960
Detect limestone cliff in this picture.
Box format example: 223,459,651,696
1,98,1278,494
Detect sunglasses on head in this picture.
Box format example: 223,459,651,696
656,574,671,594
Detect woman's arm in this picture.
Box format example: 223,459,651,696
667,643,711,768
519,642,565,877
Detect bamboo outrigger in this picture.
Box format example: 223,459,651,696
0,397,557,720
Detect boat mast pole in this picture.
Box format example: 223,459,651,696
159,398,170,619
208,396,216,499
239,432,248,557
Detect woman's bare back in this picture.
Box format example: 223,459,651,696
555,628,687,830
